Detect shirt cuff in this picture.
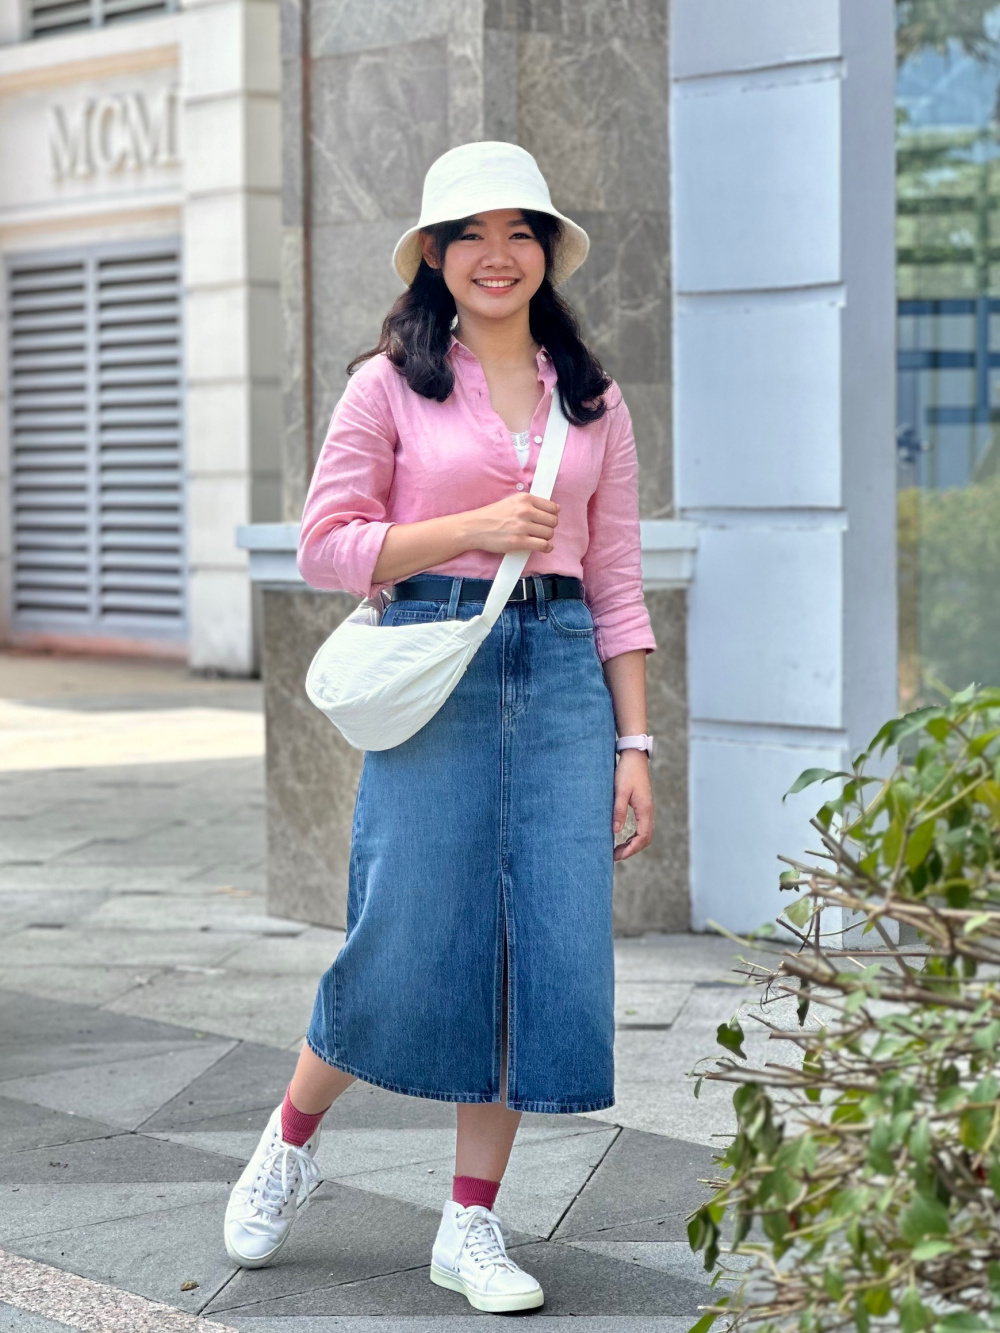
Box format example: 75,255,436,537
298,518,396,599
353,520,396,599
594,621,658,664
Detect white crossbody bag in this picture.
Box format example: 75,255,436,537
305,386,571,751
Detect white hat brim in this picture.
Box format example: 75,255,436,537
392,204,590,288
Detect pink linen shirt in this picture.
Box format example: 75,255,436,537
297,336,657,664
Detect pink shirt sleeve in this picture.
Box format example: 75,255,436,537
297,369,398,600
582,393,658,663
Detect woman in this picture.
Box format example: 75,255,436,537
223,141,657,1314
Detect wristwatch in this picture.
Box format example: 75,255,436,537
615,733,654,757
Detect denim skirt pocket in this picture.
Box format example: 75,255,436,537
546,597,596,637
380,600,447,626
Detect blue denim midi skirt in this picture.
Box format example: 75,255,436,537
306,573,618,1113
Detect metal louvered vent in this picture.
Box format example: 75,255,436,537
8,242,185,642
29,0,176,39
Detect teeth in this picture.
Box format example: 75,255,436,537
476,279,517,288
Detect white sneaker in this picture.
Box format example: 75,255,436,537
430,1200,544,1312
223,1103,322,1268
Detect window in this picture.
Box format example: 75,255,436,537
6,241,185,642
896,3,1000,705
28,0,177,40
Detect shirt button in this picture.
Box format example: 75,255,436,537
533,435,542,444
516,483,525,491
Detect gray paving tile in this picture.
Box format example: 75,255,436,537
82,895,306,936
13,1194,237,1315
563,1239,756,1286
0,1181,228,1245
1,1040,237,1132
42,687,261,714
0,990,204,1062
10,815,180,844
0,833,95,864
613,935,771,985
0,1302,78,1333
205,929,345,977
73,800,247,827
138,1042,298,1132
0,1097,116,1154
0,866,211,893
337,1127,619,1240
553,1132,718,1241
0,1037,196,1083
207,1182,492,1312
231,1321,698,1332
322,1081,456,1129
51,841,220,869
581,1025,738,1143
615,983,692,1030
56,826,263,867
100,970,321,1050
209,1238,707,1318
146,1107,277,1138
3,926,248,969
0,967,165,1010
3,1132,242,1185
0,777,63,806
183,867,268,893
0,890,110,930
498,1242,710,1315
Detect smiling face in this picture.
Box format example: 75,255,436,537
420,208,548,325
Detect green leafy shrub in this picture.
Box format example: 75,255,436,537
687,685,1000,1333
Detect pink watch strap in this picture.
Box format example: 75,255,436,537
615,733,654,756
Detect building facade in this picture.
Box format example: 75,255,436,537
0,0,281,672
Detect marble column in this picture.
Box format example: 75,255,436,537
267,0,683,933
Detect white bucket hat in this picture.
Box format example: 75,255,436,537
392,141,590,288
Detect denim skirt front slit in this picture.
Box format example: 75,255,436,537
305,573,618,1114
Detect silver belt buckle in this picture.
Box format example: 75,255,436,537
511,576,530,603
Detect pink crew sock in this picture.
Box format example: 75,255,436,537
280,1088,329,1147
453,1175,501,1211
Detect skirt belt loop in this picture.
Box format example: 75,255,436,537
447,576,464,619
531,573,547,620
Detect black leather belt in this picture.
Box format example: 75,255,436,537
391,574,584,606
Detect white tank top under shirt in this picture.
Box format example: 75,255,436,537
510,429,530,468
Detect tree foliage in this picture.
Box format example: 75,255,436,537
898,479,1000,708
686,686,1000,1333
897,0,999,67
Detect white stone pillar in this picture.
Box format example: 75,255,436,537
181,0,281,673
671,0,897,933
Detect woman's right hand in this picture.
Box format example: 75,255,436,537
461,494,560,555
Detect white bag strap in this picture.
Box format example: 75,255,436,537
480,385,570,628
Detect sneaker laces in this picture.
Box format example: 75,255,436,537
459,1207,517,1272
250,1140,321,1218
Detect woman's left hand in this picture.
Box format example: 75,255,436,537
612,750,654,861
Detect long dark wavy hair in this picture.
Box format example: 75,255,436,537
347,210,612,427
